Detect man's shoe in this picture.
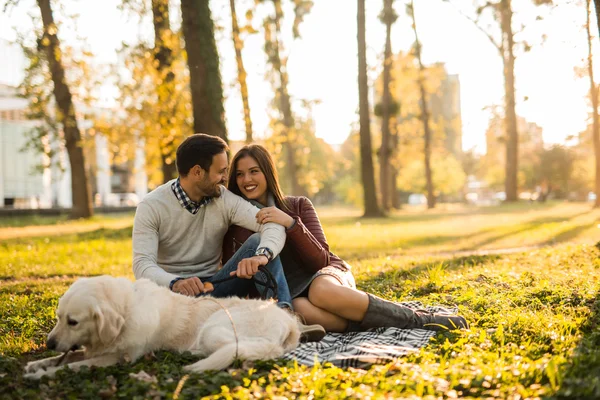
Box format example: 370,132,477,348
299,322,326,342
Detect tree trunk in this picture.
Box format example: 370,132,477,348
379,0,395,211
268,0,302,195
410,0,435,209
594,0,600,38
358,0,384,217
180,0,227,141
37,0,93,219
230,0,253,143
587,0,600,207
152,0,178,182
390,118,401,209
500,0,519,202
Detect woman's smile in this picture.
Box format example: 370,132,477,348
236,156,268,205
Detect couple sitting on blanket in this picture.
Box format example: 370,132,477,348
132,133,468,342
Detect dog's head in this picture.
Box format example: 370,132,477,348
47,275,132,353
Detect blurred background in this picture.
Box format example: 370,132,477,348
0,0,598,218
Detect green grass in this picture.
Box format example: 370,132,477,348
1,201,600,398
322,201,600,259
0,212,134,229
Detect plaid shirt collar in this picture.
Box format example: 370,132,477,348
171,178,213,214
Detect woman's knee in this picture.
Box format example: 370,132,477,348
292,297,313,320
308,276,340,309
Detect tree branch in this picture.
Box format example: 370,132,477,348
444,0,502,54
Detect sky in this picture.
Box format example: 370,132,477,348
0,0,597,153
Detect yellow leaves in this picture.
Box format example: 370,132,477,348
47,23,58,36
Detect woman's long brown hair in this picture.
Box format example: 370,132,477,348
228,144,291,212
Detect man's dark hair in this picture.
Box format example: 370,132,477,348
176,133,229,176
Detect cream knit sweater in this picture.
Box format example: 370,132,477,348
132,181,285,287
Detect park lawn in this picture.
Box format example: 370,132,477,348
1,201,600,398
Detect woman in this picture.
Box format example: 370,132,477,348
223,144,468,333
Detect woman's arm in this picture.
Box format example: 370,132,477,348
284,197,331,272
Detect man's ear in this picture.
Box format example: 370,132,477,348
193,165,205,179
94,305,125,345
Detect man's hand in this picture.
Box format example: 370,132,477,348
172,277,213,297
231,255,269,279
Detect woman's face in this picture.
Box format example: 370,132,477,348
235,156,268,204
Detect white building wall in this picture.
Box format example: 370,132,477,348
0,119,46,207
49,138,72,208
134,136,148,200
95,133,111,205
0,120,3,207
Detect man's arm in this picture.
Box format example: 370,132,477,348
224,189,286,258
132,201,179,287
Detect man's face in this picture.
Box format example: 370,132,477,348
198,152,228,197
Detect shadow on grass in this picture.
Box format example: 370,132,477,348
0,275,93,291
553,288,600,398
465,216,577,250
356,252,502,298
323,201,565,227
73,226,133,241
0,215,70,229
0,226,133,247
338,228,496,261
542,222,598,246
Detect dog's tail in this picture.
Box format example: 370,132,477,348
184,340,284,373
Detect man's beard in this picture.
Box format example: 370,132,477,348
199,180,223,198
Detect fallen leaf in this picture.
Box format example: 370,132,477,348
129,370,158,383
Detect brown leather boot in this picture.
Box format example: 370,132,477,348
359,294,468,331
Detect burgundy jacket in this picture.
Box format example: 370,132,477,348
222,196,348,275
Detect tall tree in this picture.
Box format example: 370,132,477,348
595,0,600,37
152,0,178,181
447,0,551,201
498,0,518,202
357,0,384,217
587,0,600,207
180,0,227,141
36,0,93,218
409,1,435,209
103,35,191,189
378,0,398,210
230,0,254,143
262,0,312,195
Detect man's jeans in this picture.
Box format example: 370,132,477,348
202,233,292,309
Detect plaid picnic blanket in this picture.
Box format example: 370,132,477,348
282,301,458,369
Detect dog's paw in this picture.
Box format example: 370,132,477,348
182,364,197,373
23,370,48,380
24,359,50,374
182,363,209,374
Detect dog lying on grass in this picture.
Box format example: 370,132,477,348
24,275,300,379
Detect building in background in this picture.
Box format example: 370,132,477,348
429,63,462,157
0,83,148,209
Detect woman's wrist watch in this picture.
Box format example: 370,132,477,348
255,247,273,262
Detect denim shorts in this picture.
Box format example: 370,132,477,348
313,265,356,289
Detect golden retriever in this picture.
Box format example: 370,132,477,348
24,275,300,379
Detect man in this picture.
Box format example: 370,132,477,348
132,133,324,341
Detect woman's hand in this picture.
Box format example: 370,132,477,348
256,206,295,228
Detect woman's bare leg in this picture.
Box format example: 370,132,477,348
292,297,348,332
308,275,370,322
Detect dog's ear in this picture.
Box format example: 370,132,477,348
94,305,125,345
